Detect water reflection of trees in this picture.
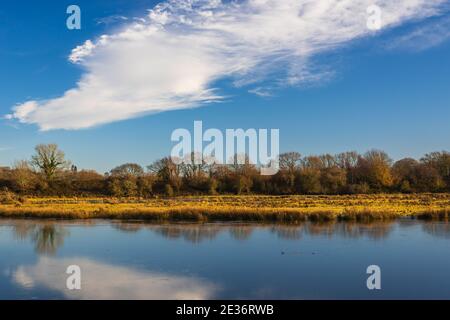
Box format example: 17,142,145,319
270,225,304,240
112,221,396,243
311,222,394,240
113,222,254,243
5,219,450,250
228,226,254,241
421,221,450,239
11,221,68,255
112,223,142,233
112,223,224,243
152,225,223,243
269,222,394,240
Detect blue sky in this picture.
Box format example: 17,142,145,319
0,0,450,172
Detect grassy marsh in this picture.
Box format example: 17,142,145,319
0,194,449,222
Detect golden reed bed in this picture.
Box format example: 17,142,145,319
0,194,449,222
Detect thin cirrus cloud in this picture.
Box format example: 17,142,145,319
95,14,129,25
7,0,449,131
385,15,450,52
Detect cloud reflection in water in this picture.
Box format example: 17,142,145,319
13,257,219,300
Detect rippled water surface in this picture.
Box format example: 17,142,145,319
1,219,450,299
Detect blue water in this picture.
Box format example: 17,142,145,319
0,219,449,299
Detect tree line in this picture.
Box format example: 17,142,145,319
0,144,449,197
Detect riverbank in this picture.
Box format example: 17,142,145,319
0,194,449,222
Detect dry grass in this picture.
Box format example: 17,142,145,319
0,194,449,222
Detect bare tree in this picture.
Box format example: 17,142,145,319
336,151,359,169
110,163,144,177
180,152,208,181
31,144,70,180
11,160,36,193
279,152,301,173
147,157,182,191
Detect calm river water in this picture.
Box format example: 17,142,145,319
0,219,449,299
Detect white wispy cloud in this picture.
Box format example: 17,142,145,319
248,87,274,97
8,0,449,130
95,15,129,26
385,15,450,51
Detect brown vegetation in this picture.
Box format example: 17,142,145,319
0,144,450,197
